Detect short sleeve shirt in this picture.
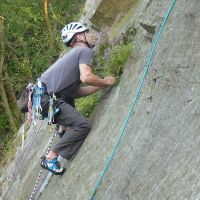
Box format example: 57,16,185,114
39,46,94,95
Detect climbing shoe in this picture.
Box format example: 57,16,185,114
41,156,66,175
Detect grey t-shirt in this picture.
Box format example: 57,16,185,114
39,46,94,97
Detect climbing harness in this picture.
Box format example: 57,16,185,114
29,125,59,200
26,80,59,124
89,0,177,199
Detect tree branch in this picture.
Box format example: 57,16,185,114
44,0,54,48
0,101,4,107
0,17,18,134
0,81,17,133
0,17,5,75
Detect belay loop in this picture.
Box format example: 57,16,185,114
32,81,45,121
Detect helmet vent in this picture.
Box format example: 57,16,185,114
74,24,78,29
62,35,67,40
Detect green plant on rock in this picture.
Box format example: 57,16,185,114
105,43,133,77
76,92,102,117
76,39,134,117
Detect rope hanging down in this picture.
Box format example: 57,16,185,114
89,0,177,199
29,125,59,200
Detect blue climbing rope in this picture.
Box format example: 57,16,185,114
89,0,177,199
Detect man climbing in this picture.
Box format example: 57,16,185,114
39,22,115,175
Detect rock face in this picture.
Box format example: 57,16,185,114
2,0,200,199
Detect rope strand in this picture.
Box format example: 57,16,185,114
29,125,59,200
89,0,177,199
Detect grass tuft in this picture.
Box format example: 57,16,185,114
76,26,136,117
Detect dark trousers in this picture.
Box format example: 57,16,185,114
52,99,91,160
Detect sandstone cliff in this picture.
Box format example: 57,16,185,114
1,0,200,199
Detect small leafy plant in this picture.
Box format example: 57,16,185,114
76,26,136,116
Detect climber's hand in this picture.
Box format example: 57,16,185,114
104,76,116,86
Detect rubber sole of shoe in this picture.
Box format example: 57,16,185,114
41,163,66,175
41,157,66,175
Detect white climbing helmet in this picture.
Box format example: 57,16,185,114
61,22,89,44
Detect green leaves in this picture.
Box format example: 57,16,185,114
1,0,86,166
76,39,134,117
2,0,86,92
76,92,102,117
105,43,133,77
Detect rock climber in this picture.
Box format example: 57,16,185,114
38,22,115,174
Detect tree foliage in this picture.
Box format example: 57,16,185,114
0,0,86,164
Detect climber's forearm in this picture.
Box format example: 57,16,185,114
74,86,102,98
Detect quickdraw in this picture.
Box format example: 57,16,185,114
32,81,46,121
48,94,60,125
